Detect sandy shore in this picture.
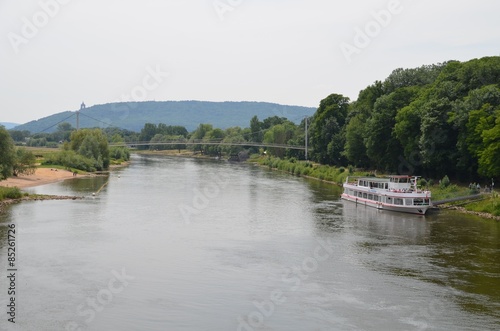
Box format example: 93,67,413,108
0,168,80,189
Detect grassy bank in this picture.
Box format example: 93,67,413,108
1,186,82,214
425,182,500,216
254,156,365,185
0,187,25,200
463,193,500,216
426,183,472,201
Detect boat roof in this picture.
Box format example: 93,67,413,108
356,177,388,182
388,175,415,178
353,175,419,182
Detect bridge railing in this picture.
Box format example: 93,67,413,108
109,139,306,150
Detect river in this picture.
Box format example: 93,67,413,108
0,154,499,331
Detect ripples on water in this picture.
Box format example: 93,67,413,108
0,155,498,330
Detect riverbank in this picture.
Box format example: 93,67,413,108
0,194,83,214
0,168,81,189
444,205,500,221
253,156,500,221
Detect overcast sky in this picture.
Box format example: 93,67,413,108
1,0,499,124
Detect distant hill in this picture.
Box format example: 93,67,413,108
1,122,20,129
13,101,316,133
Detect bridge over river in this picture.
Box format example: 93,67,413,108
109,139,307,151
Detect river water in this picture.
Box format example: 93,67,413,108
0,155,499,331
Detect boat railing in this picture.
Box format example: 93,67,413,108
388,188,431,195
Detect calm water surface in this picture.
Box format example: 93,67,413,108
0,155,499,331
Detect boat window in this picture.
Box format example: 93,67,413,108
368,194,373,200
414,198,430,206
394,198,403,205
405,199,413,206
363,193,367,199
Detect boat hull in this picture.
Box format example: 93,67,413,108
341,193,429,215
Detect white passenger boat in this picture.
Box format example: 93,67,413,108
341,175,432,215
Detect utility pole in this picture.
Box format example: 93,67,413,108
77,101,85,130
305,116,308,160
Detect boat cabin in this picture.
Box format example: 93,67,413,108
355,176,416,192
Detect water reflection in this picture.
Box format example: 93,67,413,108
0,157,499,330
340,199,500,321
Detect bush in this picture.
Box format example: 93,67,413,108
43,150,96,172
440,175,451,189
110,146,130,161
302,168,310,176
0,187,23,200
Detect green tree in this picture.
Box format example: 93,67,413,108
69,129,110,170
57,122,74,132
382,64,445,93
473,109,500,178
222,127,247,155
344,83,383,167
364,87,419,171
310,93,349,165
262,116,287,130
249,115,263,143
12,148,37,176
9,130,31,142
0,126,16,179
344,115,369,167
138,123,158,149
263,121,296,158
451,85,500,178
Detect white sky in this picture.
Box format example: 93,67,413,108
1,0,499,124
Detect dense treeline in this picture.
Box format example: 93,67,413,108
310,56,500,181
5,56,499,182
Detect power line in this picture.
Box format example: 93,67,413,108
78,112,133,133
78,112,116,128
35,113,76,134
